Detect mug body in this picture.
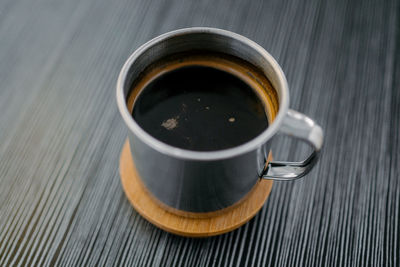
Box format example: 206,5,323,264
117,28,289,213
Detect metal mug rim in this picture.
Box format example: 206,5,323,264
116,27,290,161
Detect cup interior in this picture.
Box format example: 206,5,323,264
117,28,289,160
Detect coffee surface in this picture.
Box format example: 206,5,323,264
132,65,269,151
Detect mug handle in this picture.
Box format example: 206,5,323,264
262,109,323,181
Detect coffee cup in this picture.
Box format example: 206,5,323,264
116,27,323,213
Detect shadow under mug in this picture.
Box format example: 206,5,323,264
116,27,323,213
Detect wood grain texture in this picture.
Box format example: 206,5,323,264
0,0,399,266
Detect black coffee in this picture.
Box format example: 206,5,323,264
132,65,269,151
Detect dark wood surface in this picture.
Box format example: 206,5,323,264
0,0,399,266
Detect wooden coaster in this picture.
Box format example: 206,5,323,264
119,140,273,237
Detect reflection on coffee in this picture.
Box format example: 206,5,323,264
129,52,277,151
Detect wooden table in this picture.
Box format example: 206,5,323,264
0,0,398,266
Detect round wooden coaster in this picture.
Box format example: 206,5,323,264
119,140,273,237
